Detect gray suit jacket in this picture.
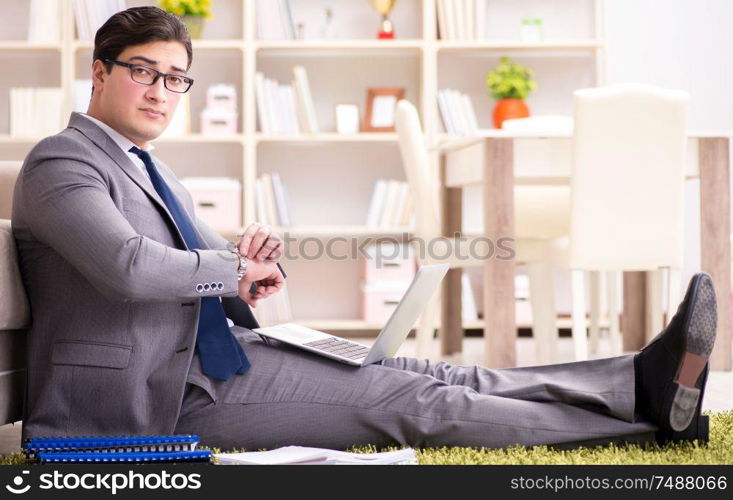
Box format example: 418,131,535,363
12,112,259,440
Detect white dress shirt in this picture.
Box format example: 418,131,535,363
80,113,154,182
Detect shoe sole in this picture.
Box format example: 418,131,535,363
666,273,717,431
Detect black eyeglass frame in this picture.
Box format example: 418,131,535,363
103,59,194,93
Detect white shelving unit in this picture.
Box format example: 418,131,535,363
0,0,605,332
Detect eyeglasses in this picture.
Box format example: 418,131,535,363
104,59,194,93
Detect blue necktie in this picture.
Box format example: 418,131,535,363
129,146,250,380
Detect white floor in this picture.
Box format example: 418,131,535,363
1,335,730,456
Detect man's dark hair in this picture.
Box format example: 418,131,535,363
92,6,193,93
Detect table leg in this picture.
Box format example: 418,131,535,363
699,138,732,371
622,271,647,351
483,138,516,368
441,155,463,355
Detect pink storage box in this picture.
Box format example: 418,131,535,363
180,177,241,233
361,243,416,284
200,108,238,136
361,282,413,324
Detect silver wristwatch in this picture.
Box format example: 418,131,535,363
226,242,247,281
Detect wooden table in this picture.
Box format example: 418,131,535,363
441,130,732,371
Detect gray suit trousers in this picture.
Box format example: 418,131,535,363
174,327,658,450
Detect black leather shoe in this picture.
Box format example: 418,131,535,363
634,272,717,440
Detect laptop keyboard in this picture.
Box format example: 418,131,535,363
303,338,370,360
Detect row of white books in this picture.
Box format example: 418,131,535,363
9,88,65,138
256,0,296,40
437,88,480,136
437,0,488,41
72,0,125,41
256,67,319,134
255,172,293,227
366,180,413,229
27,0,60,43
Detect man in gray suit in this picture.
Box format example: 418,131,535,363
12,7,716,451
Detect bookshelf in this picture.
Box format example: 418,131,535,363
0,0,606,332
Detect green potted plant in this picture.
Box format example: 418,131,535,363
159,0,213,39
485,56,538,128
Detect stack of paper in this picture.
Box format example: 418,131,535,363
72,0,126,41
256,67,319,134
255,172,293,226
10,87,65,138
437,89,480,135
28,0,60,43
256,0,295,40
214,446,417,465
366,179,413,229
437,0,487,41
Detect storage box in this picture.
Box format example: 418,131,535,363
206,84,237,110
201,108,238,136
180,177,241,233
361,282,412,324
360,242,415,284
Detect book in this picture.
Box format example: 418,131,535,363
437,88,479,136
254,72,271,133
475,0,487,40
436,0,448,41
24,434,199,454
10,87,64,138
270,172,291,226
255,177,269,224
72,0,125,41
256,0,295,40
292,66,319,133
214,446,417,465
462,271,478,321
261,173,279,226
37,451,211,464
366,179,387,227
28,0,60,43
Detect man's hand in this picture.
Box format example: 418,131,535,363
237,223,282,263
237,259,285,308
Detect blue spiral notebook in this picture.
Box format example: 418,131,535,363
23,434,210,464
37,450,211,464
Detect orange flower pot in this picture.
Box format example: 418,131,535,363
493,98,530,128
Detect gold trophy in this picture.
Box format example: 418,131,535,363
369,0,398,39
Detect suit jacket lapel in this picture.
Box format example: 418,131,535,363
67,112,190,248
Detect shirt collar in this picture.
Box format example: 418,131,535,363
79,113,155,154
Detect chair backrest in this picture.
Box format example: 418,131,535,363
570,83,688,271
0,161,22,219
0,218,29,425
395,100,440,237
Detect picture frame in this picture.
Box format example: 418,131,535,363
362,87,405,132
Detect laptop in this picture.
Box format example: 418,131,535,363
253,264,450,366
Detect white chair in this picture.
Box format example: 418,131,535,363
395,100,570,362
568,83,688,359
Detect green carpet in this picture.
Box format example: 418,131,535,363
3,410,731,465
